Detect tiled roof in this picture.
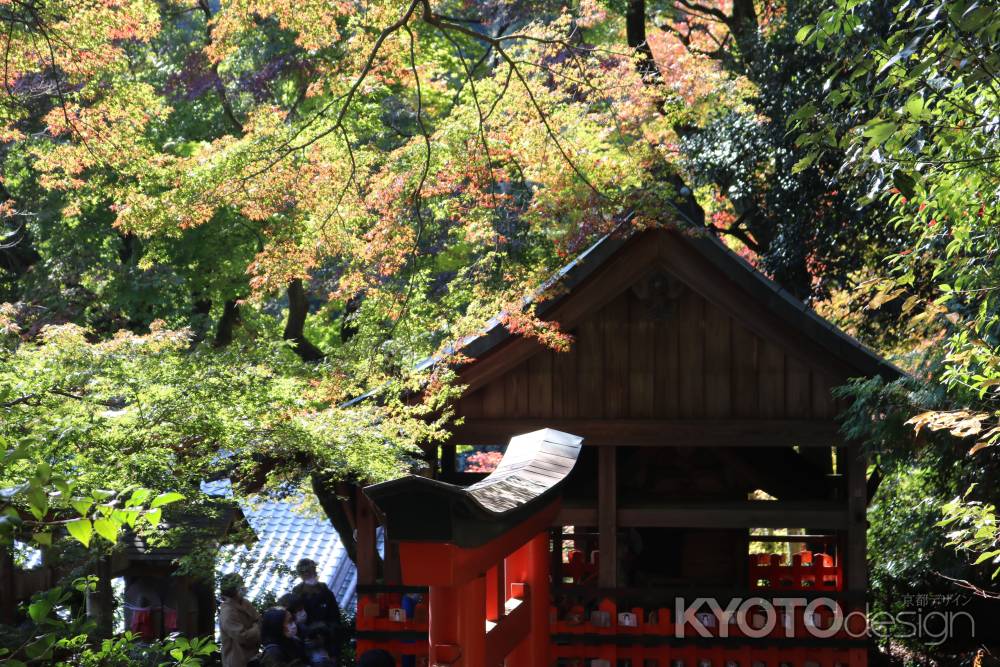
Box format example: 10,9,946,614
219,496,359,612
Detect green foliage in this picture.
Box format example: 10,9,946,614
796,0,1000,587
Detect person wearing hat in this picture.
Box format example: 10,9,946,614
291,558,342,663
218,573,261,667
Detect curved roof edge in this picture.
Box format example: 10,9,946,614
364,429,583,547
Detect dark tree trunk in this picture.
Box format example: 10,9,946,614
340,293,363,343
626,0,707,230
626,0,657,80
728,0,760,67
213,299,241,347
191,297,213,343
118,232,139,264
311,473,359,565
284,278,325,361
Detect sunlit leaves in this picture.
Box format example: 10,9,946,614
800,0,1000,577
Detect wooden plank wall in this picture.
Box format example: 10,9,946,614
457,285,843,423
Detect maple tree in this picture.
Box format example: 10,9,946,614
1,0,997,662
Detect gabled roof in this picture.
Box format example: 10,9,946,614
457,225,902,382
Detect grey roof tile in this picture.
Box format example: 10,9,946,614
218,495,358,611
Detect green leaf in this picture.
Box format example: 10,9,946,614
904,95,926,119
795,25,813,43
959,4,992,31
67,519,93,547
974,549,999,564
144,507,162,527
863,121,897,145
28,598,53,624
93,517,119,544
127,488,152,507
71,498,93,516
150,492,185,508
32,531,52,547
26,486,48,520
792,151,818,174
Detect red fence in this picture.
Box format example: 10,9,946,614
355,550,861,666
356,590,429,663
749,550,842,592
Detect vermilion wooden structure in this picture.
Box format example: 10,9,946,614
353,225,901,667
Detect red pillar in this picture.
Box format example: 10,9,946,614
429,585,459,666
457,575,487,666
504,531,551,667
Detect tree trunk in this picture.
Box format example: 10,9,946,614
87,556,114,639
284,278,325,361
191,297,213,344
626,0,657,79
626,0,706,229
213,299,241,347
311,473,359,566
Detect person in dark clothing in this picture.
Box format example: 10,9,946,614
259,608,306,667
291,558,341,662
278,593,309,637
357,649,395,667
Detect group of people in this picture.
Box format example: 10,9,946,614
218,557,358,667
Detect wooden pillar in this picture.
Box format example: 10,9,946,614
598,446,617,587
441,444,457,480
356,488,377,586
505,542,530,667
550,527,562,589
846,444,868,593
846,441,869,666
383,540,402,585
88,556,114,638
0,546,15,625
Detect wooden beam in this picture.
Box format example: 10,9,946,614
484,592,531,666
558,502,849,529
598,447,617,587
747,534,838,543
451,418,840,447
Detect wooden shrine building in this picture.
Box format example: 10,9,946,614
354,226,900,667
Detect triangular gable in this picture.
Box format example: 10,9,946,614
455,227,900,407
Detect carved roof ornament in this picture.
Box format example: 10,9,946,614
631,271,686,321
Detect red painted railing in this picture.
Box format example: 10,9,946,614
356,591,429,664
749,550,842,592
